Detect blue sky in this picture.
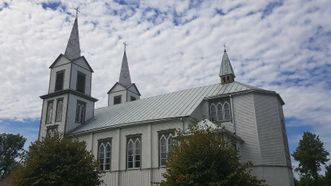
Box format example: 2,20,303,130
0,0,330,175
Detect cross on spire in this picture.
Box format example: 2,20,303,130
74,7,80,17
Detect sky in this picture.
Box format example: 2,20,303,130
0,0,330,176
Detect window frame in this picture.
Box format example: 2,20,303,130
209,103,217,122
98,138,112,171
126,134,142,169
55,70,65,91
45,100,54,124
55,98,63,122
114,95,122,105
158,130,175,167
223,101,231,121
75,100,86,124
76,71,86,94
46,125,58,137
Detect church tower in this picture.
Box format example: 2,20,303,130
39,15,97,139
219,49,235,84
107,44,141,106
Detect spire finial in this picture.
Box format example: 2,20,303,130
123,41,127,51
224,44,227,52
74,7,80,18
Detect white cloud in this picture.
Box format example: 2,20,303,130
0,0,330,157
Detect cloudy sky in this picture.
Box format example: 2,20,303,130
0,0,330,173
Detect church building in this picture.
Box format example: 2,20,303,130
38,16,294,186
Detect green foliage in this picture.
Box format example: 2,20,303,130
324,164,331,186
12,135,101,186
292,132,329,181
161,125,265,186
0,133,26,180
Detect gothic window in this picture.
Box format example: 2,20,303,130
75,100,86,124
46,100,54,124
217,103,223,121
46,126,58,137
210,104,217,122
98,140,111,171
223,102,231,121
127,136,141,169
159,133,173,166
55,70,65,91
55,98,63,122
114,95,122,105
76,72,86,93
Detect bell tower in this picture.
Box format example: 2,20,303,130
107,43,141,106
39,15,97,139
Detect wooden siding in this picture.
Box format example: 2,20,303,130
254,93,287,166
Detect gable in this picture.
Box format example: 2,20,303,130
49,54,70,68
107,82,126,94
127,83,141,96
72,56,94,72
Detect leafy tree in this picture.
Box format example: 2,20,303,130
292,132,329,186
0,133,26,180
324,164,331,186
12,134,101,186
292,132,329,181
161,125,265,186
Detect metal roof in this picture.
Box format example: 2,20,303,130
70,81,271,134
219,50,235,77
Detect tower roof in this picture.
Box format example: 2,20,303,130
118,50,132,87
219,50,235,77
64,17,81,60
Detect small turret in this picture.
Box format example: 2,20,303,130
219,49,235,84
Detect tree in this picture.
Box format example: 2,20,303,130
161,125,265,186
324,164,331,186
292,132,329,182
0,133,26,180
12,134,101,186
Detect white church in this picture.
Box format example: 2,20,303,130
38,16,294,186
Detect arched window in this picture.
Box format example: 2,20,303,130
210,104,217,122
159,133,174,166
217,103,223,121
105,143,111,170
98,144,105,170
223,102,231,121
127,136,142,169
98,141,112,171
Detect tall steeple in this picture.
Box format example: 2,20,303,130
64,15,81,60
219,49,235,84
118,43,132,87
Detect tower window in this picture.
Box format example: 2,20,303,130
98,140,112,171
75,100,86,124
55,98,63,122
127,136,141,169
45,100,54,124
76,72,86,93
55,70,65,91
114,95,122,105
130,96,136,101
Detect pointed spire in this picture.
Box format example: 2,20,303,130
219,49,235,84
64,15,81,60
119,42,132,87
